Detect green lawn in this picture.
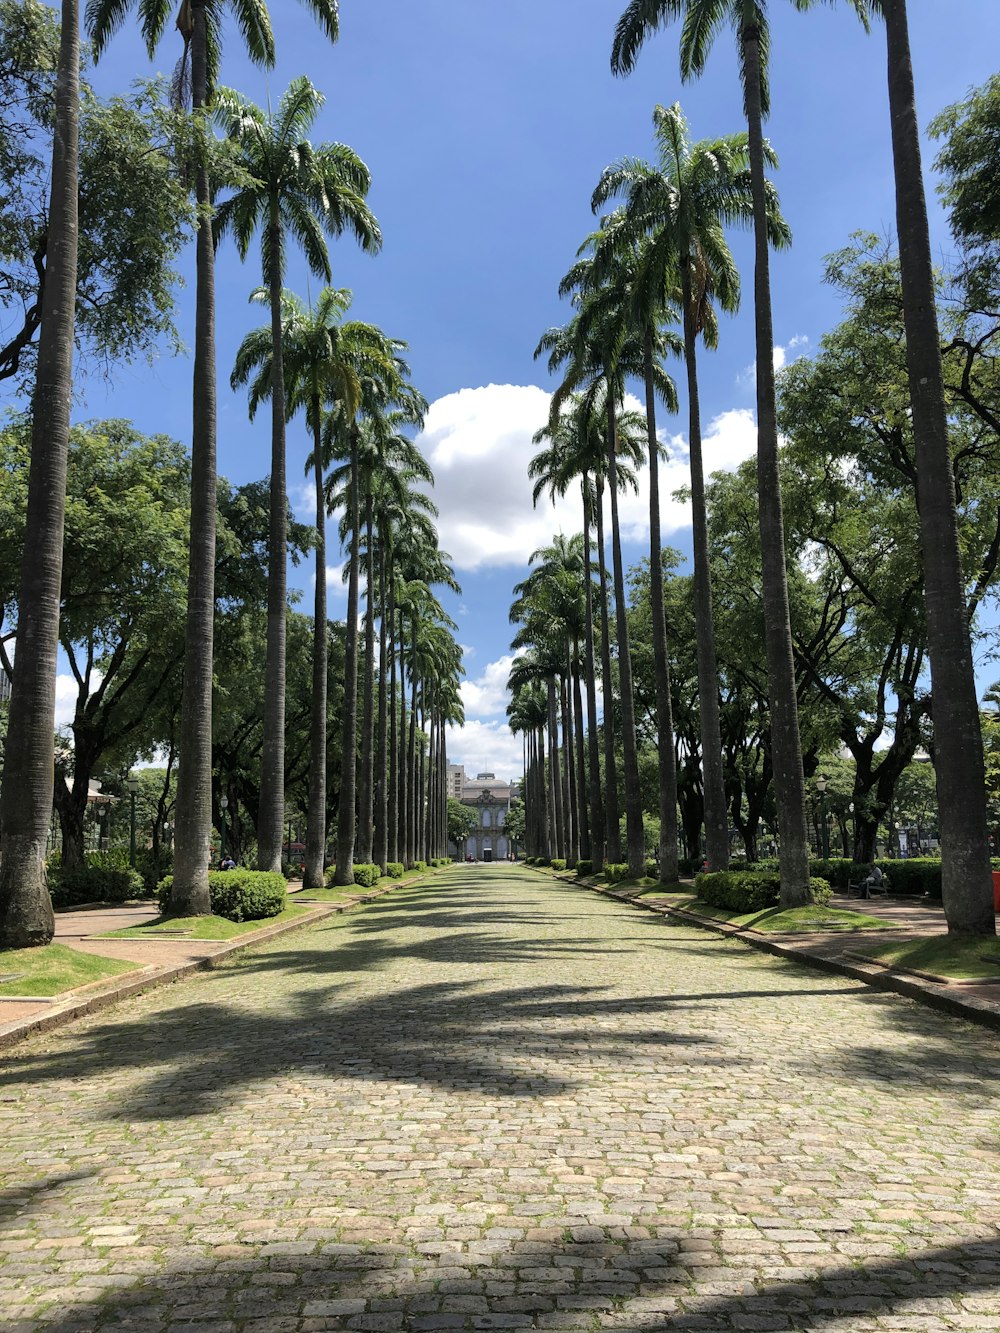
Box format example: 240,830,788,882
629,883,694,900
0,943,138,997
678,900,900,933
98,903,312,940
854,934,1000,980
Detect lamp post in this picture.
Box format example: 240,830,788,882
127,774,139,867
816,774,830,859
220,794,229,861
163,820,171,850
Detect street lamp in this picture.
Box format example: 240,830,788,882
220,794,229,860
162,820,171,850
816,774,830,859
127,774,139,867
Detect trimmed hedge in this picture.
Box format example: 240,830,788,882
575,859,593,877
695,869,832,913
385,862,405,879
604,863,630,884
351,863,380,888
158,869,287,922
411,860,427,872
50,862,145,908
551,858,567,872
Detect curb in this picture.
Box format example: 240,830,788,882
0,869,444,1052
536,867,1000,1034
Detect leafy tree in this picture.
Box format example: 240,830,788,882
931,72,1000,308
448,797,476,854
0,0,80,946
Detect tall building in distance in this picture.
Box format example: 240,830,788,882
446,764,465,800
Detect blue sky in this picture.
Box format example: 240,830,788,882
70,1,1000,777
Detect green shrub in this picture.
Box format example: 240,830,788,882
551,857,567,872
158,870,286,921
411,860,427,872
135,847,172,894
351,863,380,888
696,870,832,913
604,862,629,884
809,858,856,890
645,860,658,879
535,855,551,867
385,862,405,879
279,860,299,881
50,863,145,908
678,856,702,876
575,859,593,877
873,857,942,898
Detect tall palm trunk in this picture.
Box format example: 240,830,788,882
572,638,590,862
406,627,418,866
643,324,680,883
303,395,327,889
356,494,376,864
562,668,578,863
883,0,994,935
374,542,389,872
547,677,564,859
594,478,621,863
257,213,289,872
582,487,604,870
681,265,729,872
741,20,810,905
605,394,645,878
333,444,361,884
0,0,80,945
166,1,215,915
388,577,399,863
536,724,549,856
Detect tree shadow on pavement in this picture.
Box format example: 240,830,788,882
0,978,721,1119
21,1223,1000,1331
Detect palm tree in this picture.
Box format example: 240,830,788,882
844,0,994,935
216,76,381,872
570,217,684,882
0,0,80,946
611,0,832,903
231,284,355,889
539,281,678,880
87,0,339,914
593,101,791,872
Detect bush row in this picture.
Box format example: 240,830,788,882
695,870,833,913
157,869,287,922
50,862,146,908
807,856,943,898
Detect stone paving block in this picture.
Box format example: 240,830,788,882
2,867,1000,1333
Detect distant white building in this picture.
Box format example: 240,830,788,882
451,771,518,862
446,763,465,800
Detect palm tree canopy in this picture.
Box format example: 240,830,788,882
610,0,869,118
213,77,381,287
86,0,339,101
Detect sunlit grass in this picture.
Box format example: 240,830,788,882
0,943,138,996
680,900,900,933
98,904,311,940
855,933,1000,979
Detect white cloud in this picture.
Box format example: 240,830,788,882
460,653,516,720
739,335,810,388
55,674,81,730
417,384,580,570
446,717,524,780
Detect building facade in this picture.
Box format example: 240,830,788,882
450,771,518,862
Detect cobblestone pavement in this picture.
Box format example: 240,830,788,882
2,863,999,1332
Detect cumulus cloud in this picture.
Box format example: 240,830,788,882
416,384,580,570
55,674,81,730
738,334,810,388
460,653,516,720
445,717,524,780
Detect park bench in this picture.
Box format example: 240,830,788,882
846,870,890,900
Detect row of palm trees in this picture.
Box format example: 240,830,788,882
0,0,460,946
509,0,995,936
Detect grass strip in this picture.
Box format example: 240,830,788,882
0,942,137,997
97,904,312,941
677,900,899,933
854,934,1000,980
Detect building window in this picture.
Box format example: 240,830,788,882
482,810,491,828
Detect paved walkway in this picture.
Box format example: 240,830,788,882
2,864,999,1332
